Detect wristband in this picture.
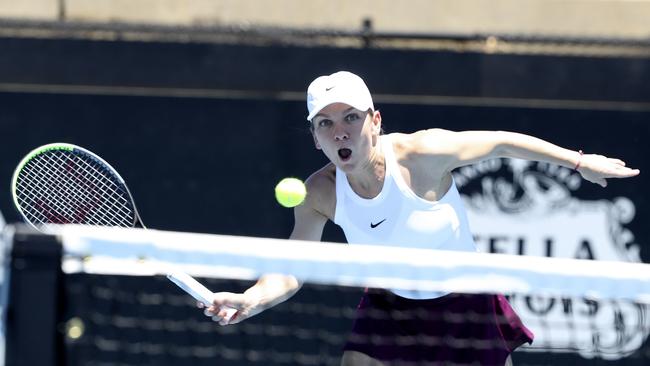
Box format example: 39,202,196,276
574,150,584,171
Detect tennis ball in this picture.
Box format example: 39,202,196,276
275,178,306,208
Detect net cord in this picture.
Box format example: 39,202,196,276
53,225,650,304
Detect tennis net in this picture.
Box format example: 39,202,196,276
5,224,650,366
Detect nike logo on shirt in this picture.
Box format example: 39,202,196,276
370,219,386,228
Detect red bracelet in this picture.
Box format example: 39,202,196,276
574,150,584,171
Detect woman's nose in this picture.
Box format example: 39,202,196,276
333,124,349,141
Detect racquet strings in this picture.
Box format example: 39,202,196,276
15,149,136,227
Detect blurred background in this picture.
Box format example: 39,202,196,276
0,1,649,365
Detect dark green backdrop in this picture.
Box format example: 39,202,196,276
1,35,648,365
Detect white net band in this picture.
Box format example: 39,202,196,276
53,225,650,304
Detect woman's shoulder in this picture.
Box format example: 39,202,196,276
307,162,336,184
387,129,451,157
387,130,456,176
303,163,337,219
388,129,450,148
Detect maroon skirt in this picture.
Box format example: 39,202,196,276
343,289,534,365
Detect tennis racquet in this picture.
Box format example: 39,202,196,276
11,142,236,321
12,143,143,228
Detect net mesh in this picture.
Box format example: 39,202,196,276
14,149,136,227
63,274,359,366
32,226,650,364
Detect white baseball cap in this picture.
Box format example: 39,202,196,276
306,71,374,121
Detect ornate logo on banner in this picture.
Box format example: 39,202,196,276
454,158,648,360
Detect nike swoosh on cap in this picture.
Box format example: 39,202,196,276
370,219,386,228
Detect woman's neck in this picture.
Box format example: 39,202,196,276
346,136,386,199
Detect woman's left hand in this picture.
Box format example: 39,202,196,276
577,154,640,187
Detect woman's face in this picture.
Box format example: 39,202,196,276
310,102,381,172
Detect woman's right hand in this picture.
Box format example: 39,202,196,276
198,291,262,326
197,274,302,326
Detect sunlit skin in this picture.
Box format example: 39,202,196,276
311,103,386,198
311,104,378,169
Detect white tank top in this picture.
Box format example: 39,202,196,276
334,135,478,299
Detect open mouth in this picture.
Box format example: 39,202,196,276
338,148,352,161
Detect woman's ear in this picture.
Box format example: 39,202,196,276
372,110,382,134
370,110,382,147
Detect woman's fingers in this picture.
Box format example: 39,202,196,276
609,158,626,166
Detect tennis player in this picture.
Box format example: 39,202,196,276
204,71,640,365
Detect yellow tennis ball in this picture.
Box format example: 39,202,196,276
275,178,306,208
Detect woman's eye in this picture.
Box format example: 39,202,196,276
318,119,332,128
345,113,360,122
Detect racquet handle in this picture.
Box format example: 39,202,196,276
166,270,237,321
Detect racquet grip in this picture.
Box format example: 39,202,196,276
166,270,237,321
